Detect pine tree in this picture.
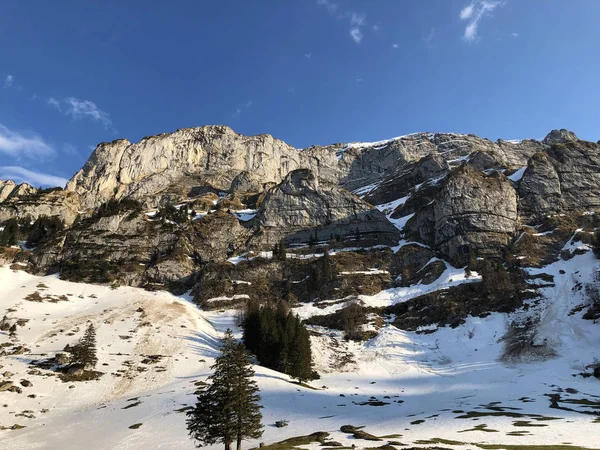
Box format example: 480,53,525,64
275,239,287,261
69,323,98,369
187,330,263,450
289,316,316,383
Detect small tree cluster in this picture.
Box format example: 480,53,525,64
0,219,19,246
94,198,142,219
242,301,318,383
158,202,189,224
593,230,600,259
187,330,263,450
26,216,64,247
66,323,98,369
272,239,286,261
480,260,514,293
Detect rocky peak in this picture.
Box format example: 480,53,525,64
543,129,578,145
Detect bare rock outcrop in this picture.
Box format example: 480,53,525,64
518,139,600,222
0,188,79,225
67,126,340,209
406,164,518,259
251,169,400,247
364,154,449,206
0,180,17,203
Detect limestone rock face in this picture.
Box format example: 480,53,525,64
518,140,600,222
64,126,551,211
0,188,80,225
406,164,518,259
229,171,266,194
29,209,250,287
252,169,400,247
0,180,17,203
543,129,579,145
364,154,449,206
518,152,563,220
67,126,340,209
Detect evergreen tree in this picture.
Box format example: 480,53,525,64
289,317,316,383
321,248,333,282
0,219,19,246
68,323,98,369
274,239,287,261
187,330,263,450
241,303,318,382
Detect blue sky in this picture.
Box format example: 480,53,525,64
1,0,599,187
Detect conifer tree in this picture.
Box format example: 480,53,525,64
69,323,98,369
187,330,263,450
289,316,316,383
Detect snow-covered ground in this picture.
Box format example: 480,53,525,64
1,249,599,449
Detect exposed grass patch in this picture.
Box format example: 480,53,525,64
456,411,561,421
512,420,548,427
413,439,596,450
507,431,531,437
254,432,330,450
458,424,499,433
128,423,143,429
122,401,142,409
59,370,103,382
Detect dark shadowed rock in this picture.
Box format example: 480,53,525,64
406,164,518,259
365,154,449,206
252,169,400,247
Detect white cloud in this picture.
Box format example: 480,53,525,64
305,52,312,59
0,124,54,159
64,97,111,127
3,74,13,89
317,2,367,45
47,97,61,109
460,1,501,43
0,166,68,188
392,43,399,49
511,32,519,37
232,100,253,118
460,4,475,20
350,12,366,27
47,97,111,127
316,0,337,13
424,27,436,48
372,24,380,32
350,27,363,44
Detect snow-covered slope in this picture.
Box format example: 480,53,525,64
1,253,599,449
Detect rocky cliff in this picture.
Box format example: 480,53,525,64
1,125,598,291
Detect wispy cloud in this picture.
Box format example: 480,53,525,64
48,96,111,127
3,74,13,89
392,43,399,49
0,166,68,188
349,12,366,43
317,1,367,45
511,32,519,37
62,143,79,156
460,0,501,43
349,27,364,44
0,124,54,159
316,0,337,13
423,27,436,48
305,52,312,59
232,100,253,118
